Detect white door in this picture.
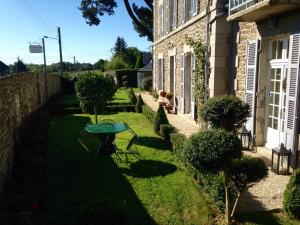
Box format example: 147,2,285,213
266,38,289,149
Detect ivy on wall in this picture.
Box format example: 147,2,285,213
186,37,210,121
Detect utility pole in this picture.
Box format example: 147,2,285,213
57,27,63,77
73,56,76,72
42,37,48,99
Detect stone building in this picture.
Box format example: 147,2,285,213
153,0,231,120
228,0,300,170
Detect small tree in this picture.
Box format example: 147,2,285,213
129,88,137,105
141,76,152,91
153,104,169,134
184,129,242,224
199,95,250,132
135,94,144,113
75,72,116,114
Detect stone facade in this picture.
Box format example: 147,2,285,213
0,72,61,191
153,0,231,119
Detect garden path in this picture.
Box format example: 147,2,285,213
140,92,199,137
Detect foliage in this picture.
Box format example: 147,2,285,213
10,58,28,73
184,129,242,172
153,104,169,134
166,92,173,100
229,156,267,192
0,60,9,76
79,0,153,41
104,56,130,71
199,95,250,132
142,105,156,123
112,36,128,57
75,72,116,113
93,59,108,71
135,94,144,113
160,124,176,142
283,169,300,219
152,89,159,99
186,38,209,121
129,88,137,104
141,76,152,91
113,69,138,87
170,133,186,157
123,81,129,88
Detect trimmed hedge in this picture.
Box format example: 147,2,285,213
115,69,138,87
160,124,176,142
135,95,144,113
153,104,169,134
170,133,186,160
283,168,300,219
105,105,135,113
142,105,156,123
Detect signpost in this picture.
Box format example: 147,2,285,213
29,44,43,53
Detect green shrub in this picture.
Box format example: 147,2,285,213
170,133,186,161
199,95,250,131
104,105,135,113
141,76,152,91
283,168,300,219
152,89,159,99
75,72,116,113
122,80,128,88
230,156,268,192
142,105,155,123
153,104,169,134
129,88,137,104
135,95,144,113
160,124,176,142
184,129,242,172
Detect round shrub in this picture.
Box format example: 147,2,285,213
184,129,242,172
153,104,169,134
199,95,250,131
75,72,116,113
283,168,300,219
122,80,128,88
141,76,152,91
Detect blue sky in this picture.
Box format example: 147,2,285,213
0,0,151,65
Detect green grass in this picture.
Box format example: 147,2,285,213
235,211,299,225
45,112,213,225
57,94,79,107
110,87,141,105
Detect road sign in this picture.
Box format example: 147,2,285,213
29,44,43,53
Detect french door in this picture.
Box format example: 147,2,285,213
266,38,289,149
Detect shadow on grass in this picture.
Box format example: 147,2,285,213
234,210,286,225
120,160,177,178
135,136,170,150
45,114,158,225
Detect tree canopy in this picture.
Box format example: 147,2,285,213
10,58,28,74
79,0,153,41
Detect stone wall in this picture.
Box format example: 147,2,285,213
0,72,61,191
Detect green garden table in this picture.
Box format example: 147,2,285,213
84,122,128,155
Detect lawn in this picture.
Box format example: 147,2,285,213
45,112,214,225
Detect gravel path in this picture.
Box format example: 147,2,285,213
140,92,199,137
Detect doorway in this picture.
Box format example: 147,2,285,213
184,53,191,114
169,55,175,104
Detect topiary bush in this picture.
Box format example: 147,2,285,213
199,95,250,131
283,168,300,219
153,104,169,134
141,76,152,91
160,124,176,142
135,94,144,113
184,129,242,172
142,105,155,123
75,72,116,113
129,88,137,105
170,133,186,157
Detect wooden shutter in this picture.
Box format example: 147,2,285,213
161,58,164,90
191,53,195,119
182,0,186,24
159,5,163,36
156,58,160,90
180,52,185,113
166,0,170,33
284,33,300,151
245,40,259,136
173,0,177,29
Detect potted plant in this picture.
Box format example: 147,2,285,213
152,89,159,101
159,90,166,98
166,92,173,103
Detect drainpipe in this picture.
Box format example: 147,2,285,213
292,72,300,169
205,0,211,102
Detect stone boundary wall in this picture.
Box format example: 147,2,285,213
0,72,61,191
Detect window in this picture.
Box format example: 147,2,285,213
182,0,198,23
157,58,164,90
167,0,178,32
158,4,163,36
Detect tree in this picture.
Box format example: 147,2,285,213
0,61,9,76
112,36,128,57
93,59,108,71
79,0,153,41
10,58,28,73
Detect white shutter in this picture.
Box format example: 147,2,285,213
173,0,177,29
159,5,163,36
245,40,259,136
180,52,185,113
182,0,186,24
161,58,164,90
166,0,170,33
191,53,195,119
192,0,198,16
284,33,300,151
156,58,160,90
